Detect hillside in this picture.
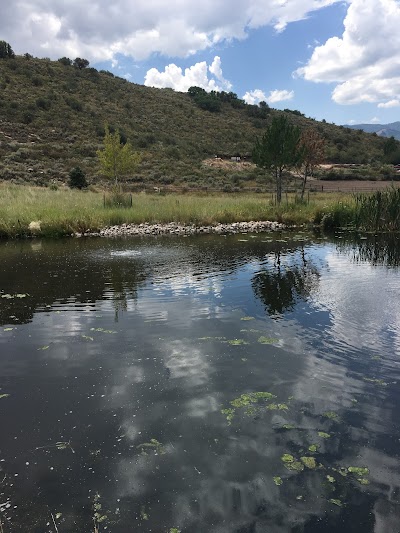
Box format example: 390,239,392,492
348,121,400,141
0,54,396,189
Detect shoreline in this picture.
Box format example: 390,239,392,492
79,220,286,238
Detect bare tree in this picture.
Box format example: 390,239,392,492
297,129,325,200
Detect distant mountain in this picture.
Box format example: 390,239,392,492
348,122,400,140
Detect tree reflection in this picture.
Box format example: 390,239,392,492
252,247,320,316
336,233,400,268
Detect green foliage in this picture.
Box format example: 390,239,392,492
69,167,87,189
97,124,141,185
0,41,15,59
253,115,303,203
58,57,72,66
73,57,89,69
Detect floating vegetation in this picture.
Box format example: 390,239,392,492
81,335,94,341
227,339,249,345
90,328,117,334
93,493,108,526
347,466,369,476
323,411,339,420
357,478,370,485
137,438,165,455
273,476,283,486
38,345,50,350
363,377,388,386
329,499,343,507
0,394,10,399
266,403,289,411
327,475,335,483
221,408,235,424
3,328,13,332
240,329,261,333
198,336,226,341
1,293,28,299
169,529,181,533
300,457,317,469
308,444,319,453
241,316,255,321
222,392,277,424
140,506,149,521
281,454,294,463
318,432,331,439
282,424,295,430
285,461,304,472
258,336,279,344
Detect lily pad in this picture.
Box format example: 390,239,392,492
281,454,294,463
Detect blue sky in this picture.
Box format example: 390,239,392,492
2,0,400,125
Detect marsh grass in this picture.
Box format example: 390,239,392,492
354,187,400,231
0,183,358,238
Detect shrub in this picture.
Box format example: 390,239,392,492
68,167,87,189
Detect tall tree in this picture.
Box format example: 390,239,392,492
296,129,325,199
97,125,140,186
253,114,303,203
0,41,15,59
73,57,89,69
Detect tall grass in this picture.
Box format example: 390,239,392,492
0,184,359,238
354,187,400,231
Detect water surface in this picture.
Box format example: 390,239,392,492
0,232,400,532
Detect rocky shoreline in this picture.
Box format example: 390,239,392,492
79,220,285,238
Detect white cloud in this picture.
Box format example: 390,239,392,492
267,89,294,104
144,56,231,92
242,89,267,105
243,88,294,105
378,99,400,108
296,0,400,106
370,117,381,124
1,0,343,62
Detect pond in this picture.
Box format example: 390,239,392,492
0,231,400,532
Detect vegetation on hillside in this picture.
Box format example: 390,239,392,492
0,47,399,190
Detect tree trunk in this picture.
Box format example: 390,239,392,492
276,169,282,204
300,171,307,200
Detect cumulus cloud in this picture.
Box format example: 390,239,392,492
243,88,294,105
144,56,231,92
296,0,400,106
378,99,400,109
1,0,342,62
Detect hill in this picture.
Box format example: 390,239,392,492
0,54,397,189
347,121,400,141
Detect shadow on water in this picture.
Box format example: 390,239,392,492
0,232,400,532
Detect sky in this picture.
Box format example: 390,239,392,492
1,0,400,126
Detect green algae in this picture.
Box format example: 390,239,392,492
363,377,388,386
301,456,317,469
266,403,289,411
327,475,335,483
308,444,319,453
258,336,279,344
273,476,283,486
282,424,295,430
0,394,10,399
329,499,342,507
281,454,294,463
137,438,165,455
348,466,369,476
357,478,370,485
318,432,331,439
240,316,255,321
323,411,339,420
227,339,249,345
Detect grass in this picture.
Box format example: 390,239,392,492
0,183,359,238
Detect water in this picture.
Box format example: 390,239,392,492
0,232,400,532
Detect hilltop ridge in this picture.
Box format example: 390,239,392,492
0,54,396,189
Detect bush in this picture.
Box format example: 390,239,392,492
68,167,87,189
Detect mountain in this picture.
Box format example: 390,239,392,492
347,122,400,141
0,55,394,188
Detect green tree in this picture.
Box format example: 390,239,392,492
97,124,140,186
253,115,303,203
0,41,15,59
73,57,89,69
68,167,87,189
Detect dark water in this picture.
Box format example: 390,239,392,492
0,231,400,533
